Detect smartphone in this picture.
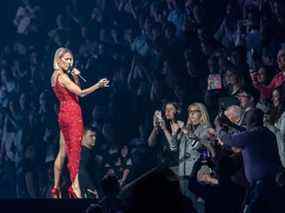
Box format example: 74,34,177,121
154,110,162,126
207,74,222,90
155,110,162,121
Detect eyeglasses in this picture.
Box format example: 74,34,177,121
189,109,201,114
237,95,250,99
236,93,250,98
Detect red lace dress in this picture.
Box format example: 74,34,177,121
52,76,83,182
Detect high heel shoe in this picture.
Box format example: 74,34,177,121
51,187,61,199
68,186,78,199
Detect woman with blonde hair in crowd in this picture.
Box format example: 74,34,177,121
170,102,214,203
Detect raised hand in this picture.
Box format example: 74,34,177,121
97,78,110,88
153,110,162,129
158,118,167,130
171,121,184,135
153,114,159,128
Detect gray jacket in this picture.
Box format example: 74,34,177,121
170,123,211,177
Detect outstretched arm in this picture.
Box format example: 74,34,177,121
217,129,248,148
59,74,109,98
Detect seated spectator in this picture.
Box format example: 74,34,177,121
251,49,285,99
115,145,133,187
191,157,244,213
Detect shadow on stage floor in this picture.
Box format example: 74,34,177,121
0,199,95,213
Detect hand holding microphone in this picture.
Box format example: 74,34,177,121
67,63,87,82
71,68,81,76
66,63,110,90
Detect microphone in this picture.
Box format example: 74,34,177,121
67,64,87,82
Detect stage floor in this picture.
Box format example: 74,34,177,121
0,199,95,213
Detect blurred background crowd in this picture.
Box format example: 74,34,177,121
0,0,285,212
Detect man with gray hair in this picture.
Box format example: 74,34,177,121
216,108,283,213
224,105,242,125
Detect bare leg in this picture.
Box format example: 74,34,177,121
72,174,82,198
52,131,66,197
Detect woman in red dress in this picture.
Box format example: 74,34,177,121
50,47,109,198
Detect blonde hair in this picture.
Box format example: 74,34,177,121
187,102,210,126
53,47,73,70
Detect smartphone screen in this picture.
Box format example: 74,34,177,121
155,110,162,120
207,74,222,90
